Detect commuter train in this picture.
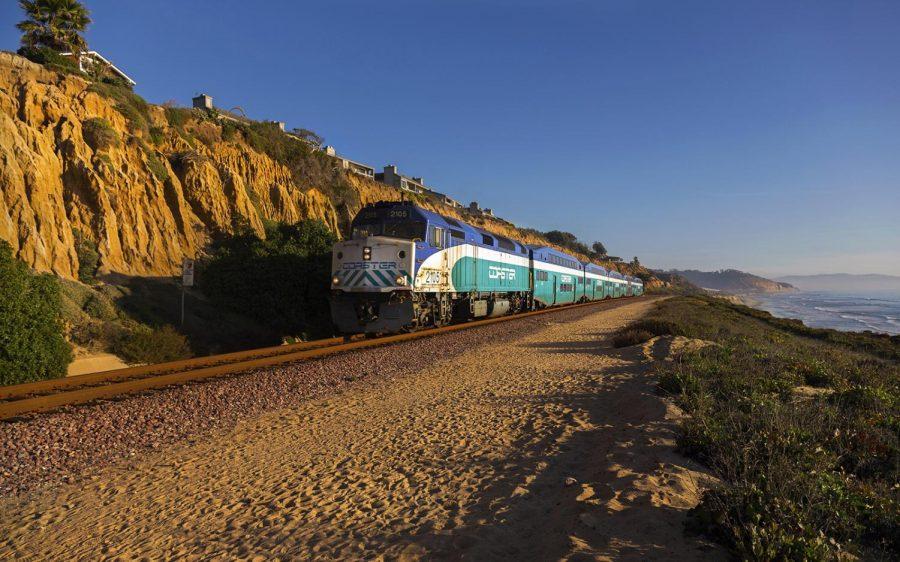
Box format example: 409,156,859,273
330,201,643,334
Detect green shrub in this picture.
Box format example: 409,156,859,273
82,117,119,151
68,318,121,349
130,138,168,182
148,126,165,146
237,122,357,207
145,150,169,182
0,241,72,385
658,368,701,396
221,120,239,141
193,121,220,148
792,358,836,387
114,324,191,364
88,81,151,134
630,317,683,337
199,220,337,338
164,106,193,129
73,229,99,284
18,46,82,75
612,328,653,348
83,293,117,321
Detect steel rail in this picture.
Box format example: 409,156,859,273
0,297,644,420
0,337,356,401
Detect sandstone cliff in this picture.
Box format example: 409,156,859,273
2,52,354,279
0,51,655,285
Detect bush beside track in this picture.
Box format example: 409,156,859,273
198,220,337,341
0,242,71,386
612,296,899,559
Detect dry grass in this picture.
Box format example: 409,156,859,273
612,328,653,348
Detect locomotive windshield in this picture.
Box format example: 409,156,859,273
351,220,426,241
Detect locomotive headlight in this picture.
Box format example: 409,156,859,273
395,275,407,285
362,246,372,260
332,276,340,285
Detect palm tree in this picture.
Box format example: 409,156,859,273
17,0,91,54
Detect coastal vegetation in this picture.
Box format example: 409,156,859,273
0,242,71,385
613,296,899,559
199,220,337,341
72,229,99,284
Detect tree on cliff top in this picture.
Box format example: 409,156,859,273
16,0,91,54
0,241,72,385
543,230,591,256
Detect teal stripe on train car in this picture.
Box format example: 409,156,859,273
450,256,530,293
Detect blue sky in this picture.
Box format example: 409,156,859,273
3,1,898,276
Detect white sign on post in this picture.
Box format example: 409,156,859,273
182,259,195,287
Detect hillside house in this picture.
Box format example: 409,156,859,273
192,93,213,110
466,201,497,218
425,188,462,209
61,50,136,86
375,165,427,194
440,194,463,208
324,146,375,179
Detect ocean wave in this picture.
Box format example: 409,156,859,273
757,293,900,335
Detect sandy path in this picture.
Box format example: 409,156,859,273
1,298,722,560
66,352,129,377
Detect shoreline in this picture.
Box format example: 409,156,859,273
719,290,900,336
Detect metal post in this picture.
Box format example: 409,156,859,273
180,258,194,327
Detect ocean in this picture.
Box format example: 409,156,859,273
752,291,900,336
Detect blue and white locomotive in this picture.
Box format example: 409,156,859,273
330,201,642,334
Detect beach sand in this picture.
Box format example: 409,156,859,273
1,297,722,560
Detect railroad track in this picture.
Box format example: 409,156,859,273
0,297,645,420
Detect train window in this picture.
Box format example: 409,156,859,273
450,228,465,240
481,234,495,246
383,221,426,240
351,224,380,239
430,226,446,248
496,236,515,252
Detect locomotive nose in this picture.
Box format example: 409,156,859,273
330,237,415,291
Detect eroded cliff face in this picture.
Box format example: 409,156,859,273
0,52,376,279
0,52,657,285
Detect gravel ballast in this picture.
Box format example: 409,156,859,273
0,303,627,497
